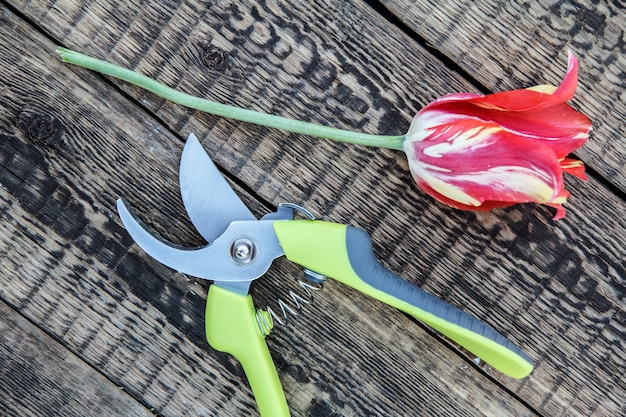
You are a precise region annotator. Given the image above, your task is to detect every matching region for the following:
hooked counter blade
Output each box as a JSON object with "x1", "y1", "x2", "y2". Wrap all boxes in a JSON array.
[
  {"x1": 180, "y1": 133, "x2": 256, "y2": 243},
  {"x1": 116, "y1": 198, "x2": 282, "y2": 285}
]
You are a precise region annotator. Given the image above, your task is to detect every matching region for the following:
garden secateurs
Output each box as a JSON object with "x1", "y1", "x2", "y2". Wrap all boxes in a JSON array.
[{"x1": 117, "y1": 133, "x2": 534, "y2": 416}]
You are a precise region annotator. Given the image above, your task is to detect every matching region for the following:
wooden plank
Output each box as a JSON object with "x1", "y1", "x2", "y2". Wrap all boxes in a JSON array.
[
  {"x1": 378, "y1": 0, "x2": 626, "y2": 192},
  {"x1": 2, "y1": 1, "x2": 625, "y2": 416},
  {"x1": 0, "y1": 7, "x2": 538, "y2": 417},
  {"x1": 0, "y1": 300, "x2": 154, "y2": 417}
]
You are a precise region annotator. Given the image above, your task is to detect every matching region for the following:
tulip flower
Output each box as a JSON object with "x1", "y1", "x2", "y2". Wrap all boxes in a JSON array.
[
  {"x1": 57, "y1": 48, "x2": 590, "y2": 219},
  {"x1": 404, "y1": 52, "x2": 591, "y2": 219}
]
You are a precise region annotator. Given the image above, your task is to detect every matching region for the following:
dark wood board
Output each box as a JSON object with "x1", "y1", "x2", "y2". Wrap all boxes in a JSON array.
[
  {"x1": 1, "y1": 1, "x2": 625, "y2": 416},
  {"x1": 0, "y1": 300, "x2": 154, "y2": 417}
]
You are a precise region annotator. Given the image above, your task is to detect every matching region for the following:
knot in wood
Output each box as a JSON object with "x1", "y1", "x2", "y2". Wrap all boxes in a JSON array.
[
  {"x1": 201, "y1": 47, "x2": 228, "y2": 71},
  {"x1": 18, "y1": 111, "x2": 65, "y2": 146}
]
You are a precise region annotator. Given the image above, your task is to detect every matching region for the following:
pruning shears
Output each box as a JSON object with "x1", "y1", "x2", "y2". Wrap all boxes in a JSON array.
[{"x1": 117, "y1": 133, "x2": 533, "y2": 416}]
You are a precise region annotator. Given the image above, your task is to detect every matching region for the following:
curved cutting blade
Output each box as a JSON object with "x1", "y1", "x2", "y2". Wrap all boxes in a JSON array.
[
  {"x1": 117, "y1": 198, "x2": 282, "y2": 286},
  {"x1": 179, "y1": 133, "x2": 256, "y2": 243}
]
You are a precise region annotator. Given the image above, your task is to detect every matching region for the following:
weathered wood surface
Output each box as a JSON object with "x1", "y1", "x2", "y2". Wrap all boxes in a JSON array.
[
  {"x1": 380, "y1": 0, "x2": 626, "y2": 193},
  {"x1": 1, "y1": 1, "x2": 624, "y2": 416},
  {"x1": 0, "y1": 300, "x2": 154, "y2": 417}
]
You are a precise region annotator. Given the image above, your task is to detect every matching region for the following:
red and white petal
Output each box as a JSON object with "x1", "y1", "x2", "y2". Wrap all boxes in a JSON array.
[
  {"x1": 427, "y1": 52, "x2": 580, "y2": 113},
  {"x1": 405, "y1": 125, "x2": 566, "y2": 207}
]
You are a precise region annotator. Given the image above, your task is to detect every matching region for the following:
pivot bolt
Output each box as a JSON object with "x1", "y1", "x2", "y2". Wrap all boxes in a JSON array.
[{"x1": 231, "y1": 238, "x2": 255, "y2": 265}]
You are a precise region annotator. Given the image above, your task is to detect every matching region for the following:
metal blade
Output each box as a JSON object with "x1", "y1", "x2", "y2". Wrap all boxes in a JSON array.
[
  {"x1": 117, "y1": 198, "x2": 283, "y2": 293},
  {"x1": 179, "y1": 133, "x2": 256, "y2": 243}
]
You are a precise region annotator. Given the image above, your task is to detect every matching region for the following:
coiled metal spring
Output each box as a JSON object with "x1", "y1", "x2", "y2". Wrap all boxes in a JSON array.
[{"x1": 256, "y1": 269, "x2": 326, "y2": 336}]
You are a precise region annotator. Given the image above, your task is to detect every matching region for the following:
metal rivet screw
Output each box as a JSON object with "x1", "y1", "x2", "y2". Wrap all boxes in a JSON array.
[{"x1": 231, "y1": 238, "x2": 255, "y2": 265}]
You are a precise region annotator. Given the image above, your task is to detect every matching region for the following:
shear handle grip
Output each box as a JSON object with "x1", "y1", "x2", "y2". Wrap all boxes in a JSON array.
[
  {"x1": 273, "y1": 220, "x2": 533, "y2": 379},
  {"x1": 205, "y1": 285, "x2": 290, "y2": 417}
]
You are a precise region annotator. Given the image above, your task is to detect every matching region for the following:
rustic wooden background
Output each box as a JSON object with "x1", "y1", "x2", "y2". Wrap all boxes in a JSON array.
[{"x1": 1, "y1": 0, "x2": 624, "y2": 416}]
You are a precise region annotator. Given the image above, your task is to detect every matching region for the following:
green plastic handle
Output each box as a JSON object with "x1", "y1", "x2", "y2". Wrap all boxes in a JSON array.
[
  {"x1": 273, "y1": 220, "x2": 534, "y2": 379},
  {"x1": 205, "y1": 284, "x2": 290, "y2": 416}
]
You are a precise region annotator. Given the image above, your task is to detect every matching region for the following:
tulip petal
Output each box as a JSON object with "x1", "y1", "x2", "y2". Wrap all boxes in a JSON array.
[
  {"x1": 422, "y1": 103, "x2": 590, "y2": 158},
  {"x1": 405, "y1": 121, "x2": 567, "y2": 209},
  {"x1": 544, "y1": 189, "x2": 571, "y2": 220},
  {"x1": 560, "y1": 158, "x2": 587, "y2": 180},
  {"x1": 463, "y1": 52, "x2": 579, "y2": 112},
  {"x1": 415, "y1": 179, "x2": 516, "y2": 212},
  {"x1": 424, "y1": 52, "x2": 579, "y2": 114},
  {"x1": 526, "y1": 85, "x2": 558, "y2": 94}
]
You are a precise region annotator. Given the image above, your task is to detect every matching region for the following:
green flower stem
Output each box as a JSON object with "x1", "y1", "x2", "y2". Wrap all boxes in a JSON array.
[{"x1": 57, "y1": 47, "x2": 406, "y2": 150}]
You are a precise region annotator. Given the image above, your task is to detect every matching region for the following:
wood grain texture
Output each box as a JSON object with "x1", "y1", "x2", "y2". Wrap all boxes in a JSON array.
[
  {"x1": 379, "y1": 0, "x2": 626, "y2": 193},
  {"x1": 0, "y1": 300, "x2": 154, "y2": 417},
  {"x1": 1, "y1": 0, "x2": 625, "y2": 416},
  {"x1": 0, "y1": 6, "x2": 537, "y2": 417}
]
